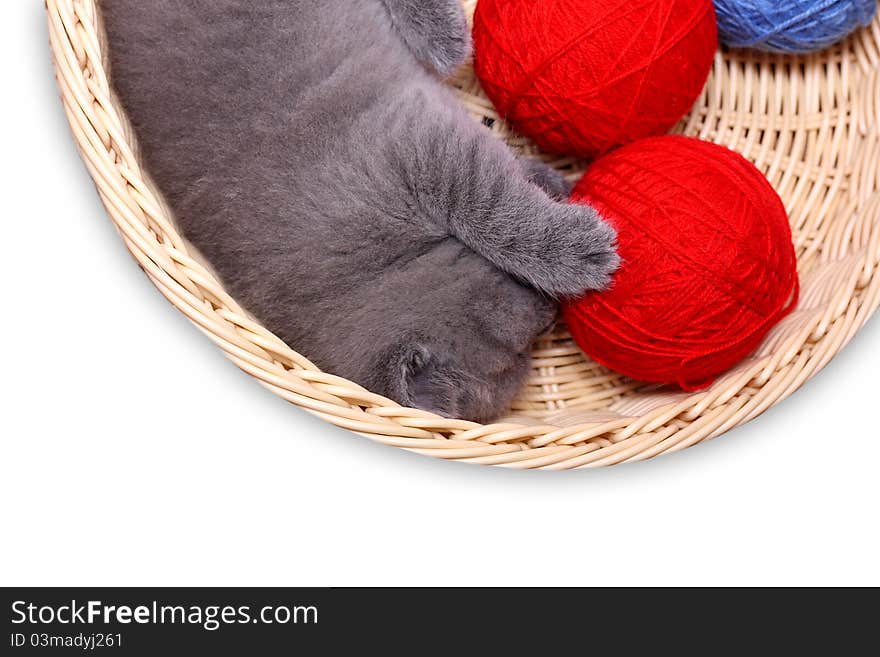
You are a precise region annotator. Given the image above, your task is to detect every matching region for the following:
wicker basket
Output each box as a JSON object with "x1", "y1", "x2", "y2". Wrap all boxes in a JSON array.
[{"x1": 47, "y1": 0, "x2": 880, "y2": 468}]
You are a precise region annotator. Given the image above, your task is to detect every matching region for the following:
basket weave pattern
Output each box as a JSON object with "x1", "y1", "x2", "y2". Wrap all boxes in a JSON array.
[{"x1": 47, "y1": 0, "x2": 880, "y2": 468}]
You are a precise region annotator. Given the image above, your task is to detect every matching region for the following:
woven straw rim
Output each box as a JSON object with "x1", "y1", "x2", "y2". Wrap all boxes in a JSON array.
[{"x1": 47, "y1": 0, "x2": 880, "y2": 468}]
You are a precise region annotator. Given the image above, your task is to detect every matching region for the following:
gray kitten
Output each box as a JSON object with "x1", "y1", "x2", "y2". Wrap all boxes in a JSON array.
[{"x1": 100, "y1": 0, "x2": 618, "y2": 422}]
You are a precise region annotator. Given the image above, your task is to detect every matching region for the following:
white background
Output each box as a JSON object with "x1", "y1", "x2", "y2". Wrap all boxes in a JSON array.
[{"x1": 2, "y1": 1, "x2": 878, "y2": 587}]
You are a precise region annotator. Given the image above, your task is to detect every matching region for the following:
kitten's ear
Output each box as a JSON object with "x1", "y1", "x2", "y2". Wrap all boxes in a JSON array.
[
  {"x1": 381, "y1": 0, "x2": 472, "y2": 77},
  {"x1": 399, "y1": 344, "x2": 461, "y2": 418}
]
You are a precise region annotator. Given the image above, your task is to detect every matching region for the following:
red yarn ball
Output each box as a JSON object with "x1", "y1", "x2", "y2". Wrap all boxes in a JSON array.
[
  {"x1": 562, "y1": 136, "x2": 799, "y2": 390},
  {"x1": 473, "y1": 0, "x2": 718, "y2": 158}
]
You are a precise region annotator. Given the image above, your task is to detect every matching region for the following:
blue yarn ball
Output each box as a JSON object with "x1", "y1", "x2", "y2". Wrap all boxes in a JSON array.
[{"x1": 714, "y1": 0, "x2": 877, "y2": 53}]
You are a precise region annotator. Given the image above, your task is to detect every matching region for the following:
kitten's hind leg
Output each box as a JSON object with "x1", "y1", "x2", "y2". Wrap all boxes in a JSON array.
[
  {"x1": 380, "y1": 0, "x2": 471, "y2": 77},
  {"x1": 518, "y1": 157, "x2": 574, "y2": 201}
]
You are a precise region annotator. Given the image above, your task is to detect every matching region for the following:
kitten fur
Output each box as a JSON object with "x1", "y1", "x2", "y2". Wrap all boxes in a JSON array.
[{"x1": 100, "y1": 0, "x2": 618, "y2": 422}]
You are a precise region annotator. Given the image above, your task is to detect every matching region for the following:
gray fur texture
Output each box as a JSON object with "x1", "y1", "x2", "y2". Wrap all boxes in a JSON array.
[{"x1": 100, "y1": 0, "x2": 618, "y2": 422}]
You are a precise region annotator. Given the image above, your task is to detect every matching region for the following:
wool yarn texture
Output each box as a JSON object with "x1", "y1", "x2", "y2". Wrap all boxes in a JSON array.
[
  {"x1": 562, "y1": 136, "x2": 800, "y2": 390},
  {"x1": 714, "y1": 0, "x2": 877, "y2": 53},
  {"x1": 472, "y1": 0, "x2": 718, "y2": 158}
]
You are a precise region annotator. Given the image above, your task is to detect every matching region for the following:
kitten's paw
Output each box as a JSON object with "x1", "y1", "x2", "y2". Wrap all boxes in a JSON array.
[
  {"x1": 424, "y1": 7, "x2": 472, "y2": 77},
  {"x1": 519, "y1": 157, "x2": 573, "y2": 201},
  {"x1": 382, "y1": 0, "x2": 472, "y2": 77},
  {"x1": 529, "y1": 203, "x2": 620, "y2": 298}
]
